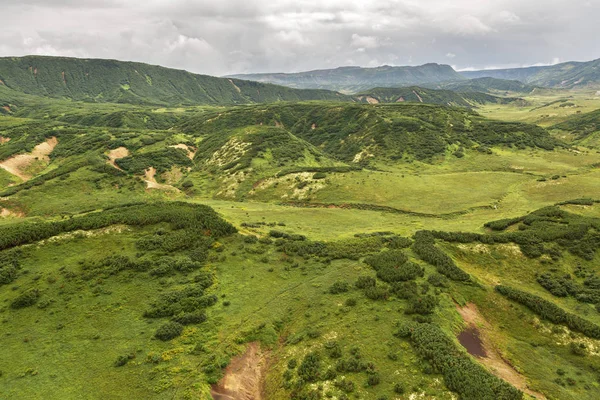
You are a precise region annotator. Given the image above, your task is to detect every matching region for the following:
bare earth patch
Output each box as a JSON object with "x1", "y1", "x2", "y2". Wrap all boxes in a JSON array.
[
  {"x1": 106, "y1": 147, "x2": 129, "y2": 170},
  {"x1": 211, "y1": 342, "x2": 269, "y2": 400},
  {"x1": 456, "y1": 303, "x2": 546, "y2": 399},
  {"x1": 144, "y1": 167, "x2": 180, "y2": 192},
  {"x1": 0, "y1": 136, "x2": 10, "y2": 144},
  {"x1": 0, "y1": 137, "x2": 58, "y2": 181},
  {"x1": 0, "y1": 208, "x2": 24, "y2": 218},
  {"x1": 169, "y1": 144, "x2": 197, "y2": 160}
]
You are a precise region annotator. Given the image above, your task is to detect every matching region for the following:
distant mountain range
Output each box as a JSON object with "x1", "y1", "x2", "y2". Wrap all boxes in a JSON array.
[
  {"x1": 227, "y1": 64, "x2": 465, "y2": 93},
  {"x1": 461, "y1": 58, "x2": 600, "y2": 89},
  {"x1": 0, "y1": 56, "x2": 349, "y2": 106}
]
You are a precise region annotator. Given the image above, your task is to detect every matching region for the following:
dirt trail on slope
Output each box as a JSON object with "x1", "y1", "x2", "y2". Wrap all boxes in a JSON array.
[
  {"x1": 211, "y1": 342, "x2": 269, "y2": 400},
  {"x1": 456, "y1": 303, "x2": 546, "y2": 399},
  {"x1": 106, "y1": 147, "x2": 129, "y2": 170},
  {"x1": 0, "y1": 137, "x2": 58, "y2": 181},
  {"x1": 169, "y1": 144, "x2": 196, "y2": 160},
  {"x1": 143, "y1": 167, "x2": 180, "y2": 192}
]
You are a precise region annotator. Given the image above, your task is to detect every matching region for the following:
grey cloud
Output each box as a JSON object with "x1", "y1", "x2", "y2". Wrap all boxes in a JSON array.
[{"x1": 0, "y1": 0, "x2": 598, "y2": 75}]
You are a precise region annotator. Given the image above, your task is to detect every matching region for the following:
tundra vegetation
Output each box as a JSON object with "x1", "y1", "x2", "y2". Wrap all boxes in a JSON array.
[{"x1": 0, "y1": 56, "x2": 599, "y2": 400}]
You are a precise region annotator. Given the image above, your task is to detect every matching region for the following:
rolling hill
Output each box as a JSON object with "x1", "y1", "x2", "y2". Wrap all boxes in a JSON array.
[
  {"x1": 0, "y1": 56, "x2": 350, "y2": 106},
  {"x1": 227, "y1": 64, "x2": 465, "y2": 93},
  {"x1": 461, "y1": 58, "x2": 600, "y2": 88}
]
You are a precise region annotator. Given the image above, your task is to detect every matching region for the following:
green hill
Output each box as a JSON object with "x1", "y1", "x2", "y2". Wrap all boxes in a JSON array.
[
  {"x1": 461, "y1": 58, "x2": 600, "y2": 88},
  {"x1": 353, "y1": 86, "x2": 521, "y2": 107},
  {"x1": 181, "y1": 103, "x2": 559, "y2": 166},
  {"x1": 439, "y1": 77, "x2": 536, "y2": 93},
  {"x1": 552, "y1": 108, "x2": 600, "y2": 147},
  {"x1": 227, "y1": 63, "x2": 465, "y2": 93},
  {"x1": 0, "y1": 56, "x2": 350, "y2": 106}
]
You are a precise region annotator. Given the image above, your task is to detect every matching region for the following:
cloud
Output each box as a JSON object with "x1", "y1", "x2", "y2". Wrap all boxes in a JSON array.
[
  {"x1": 446, "y1": 53, "x2": 456, "y2": 59},
  {"x1": 0, "y1": 0, "x2": 597, "y2": 75},
  {"x1": 350, "y1": 34, "x2": 379, "y2": 49}
]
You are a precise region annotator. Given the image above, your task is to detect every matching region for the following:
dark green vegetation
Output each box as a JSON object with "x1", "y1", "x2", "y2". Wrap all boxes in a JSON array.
[
  {"x1": 0, "y1": 55, "x2": 599, "y2": 400},
  {"x1": 228, "y1": 63, "x2": 465, "y2": 93},
  {"x1": 553, "y1": 108, "x2": 600, "y2": 146},
  {"x1": 438, "y1": 77, "x2": 536, "y2": 94},
  {"x1": 354, "y1": 86, "x2": 521, "y2": 107},
  {"x1": 462, "y1": 58, "x2": 600, "y2": 88},
  {"x1": 0, "y1": 56, "x2": 349, "y2": 106}
]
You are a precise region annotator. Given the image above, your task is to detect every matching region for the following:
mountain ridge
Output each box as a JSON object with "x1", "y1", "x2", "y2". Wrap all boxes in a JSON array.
[{"x1": 0, "y1": 55, "x2": 350, "y2": 106}]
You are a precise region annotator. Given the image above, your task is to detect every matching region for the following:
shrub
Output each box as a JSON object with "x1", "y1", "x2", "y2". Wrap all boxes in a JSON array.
[
  {"x1": 154, "y1": 322, "x2": 184, "y2": 341},
  {"x1": 344, "y1": 298, "x2": 357, "y2": 307},
  {"x1": 172, "y1": 311, "x2": 207, "y2": 325},
  {"x1": 298, "y1": 352, "x2": 322, "y2": 382},
  {"x1": 329, "y1": 281, "x2": 350, "y2": 294},
  {"x1": 10, "y1": 289, "x2": 40, "y2": 309},
  {"x1": 312, "y1": 172, "x2": 327, "y2": 179},
  {"x1": 355, "y1": 275, "x2": 376, "y2": 289}
]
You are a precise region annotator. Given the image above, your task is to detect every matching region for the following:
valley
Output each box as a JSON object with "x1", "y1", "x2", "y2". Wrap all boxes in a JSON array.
[{"x1": 0, "y1": 55, "x2": 599, "y2": 400}]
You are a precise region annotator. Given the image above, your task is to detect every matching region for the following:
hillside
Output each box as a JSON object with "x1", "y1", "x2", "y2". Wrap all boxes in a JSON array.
[
  {"x1": 0, "y1": 56, "x2": 350, "y2": 106},
  {"x1": 353, "y1": 86, "x2": 521, "y2": 107},
  {"x1": 227, "y1": 64, "x2": 465, "y2": 93},
  {"x1": 462, "y1": 58, "x2": 600, "y2": 88},
  {"x1": 438, "y1": 77, "x2": 536, "y2": 94},
  {"x1": 552, "y1": 108, "x2": 600, "y2": 147},
  {"x1": 1, "y1": 66, "x2": 600, "y2": 400}
]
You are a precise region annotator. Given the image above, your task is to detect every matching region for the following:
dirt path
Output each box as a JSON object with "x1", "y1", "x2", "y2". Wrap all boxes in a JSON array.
[
  {"x1": 0, "y1": 137, "x2": 58, "y2": 181},
  {"x1": 210, "y1": 342, "x2": 269, "y2": 400},
  {"x1": 456, "y1": 303, "x2": 546, "y2": 399},
  {"x1": 106, "y1": 147, "x2": 129, "y2": 170},
  {"x1": 169, "y1": 144, "x2": 196, "y2": 160},
  {"x1": 143, "y1": 167, "x2": 180, "y2": 192}
]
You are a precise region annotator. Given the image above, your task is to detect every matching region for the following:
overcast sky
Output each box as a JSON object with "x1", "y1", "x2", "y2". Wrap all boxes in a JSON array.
[{"x1": 0, "y1": 0, "x2": 598, "y2": 76}]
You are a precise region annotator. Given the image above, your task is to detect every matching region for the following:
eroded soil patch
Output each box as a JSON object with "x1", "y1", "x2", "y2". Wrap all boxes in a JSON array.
[
  {"x1": 211, "y1": 342, "x2": 269, "y2": 400},
  {"x1": 0, "y1": 137, "x2": 57, "y2": 181},
  {"x1": 457, "y1": 303, "x2": 546, "y2": 399},
  {"x1": 106, "y1": 147, "x2": 129, "y2": 170},
  {"x1": 143, "y1": 167, "x2": 180, "y2": 192}
]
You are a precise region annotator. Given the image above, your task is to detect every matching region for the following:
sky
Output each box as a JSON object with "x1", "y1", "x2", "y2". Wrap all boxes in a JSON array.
[{"x1": 0, "y1": 0, "x2": 598, "y2": 76}]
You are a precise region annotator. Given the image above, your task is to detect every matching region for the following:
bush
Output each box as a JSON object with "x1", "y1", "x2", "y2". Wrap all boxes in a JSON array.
[
  {"x1": 355, "y1": 275, "x2": 376, "y2": 289},
  {"x1": 496, "y1": 285, "x2": 600, "y2": 339},
  {"x1": 329, "y1": 281, "x2": 350, "y2": 294},
  {"x1": 344, "y1": 298, "x2": 357, "y2": 307},
  {"x1": 154, "y1": 321, "x2": 184, "y2": 341},
  {"x1": 298, "y1": 352, "x2": 322, "y2": 382},
  {"x1": 10, "y1": 289, "x2": 40, "y2": 309},
  {"x1": 312, "y1": 172, "x2": 327, "y2": 179},
  {"x1": 172, "y1": 311, "x2": 207, "y2": 325}
]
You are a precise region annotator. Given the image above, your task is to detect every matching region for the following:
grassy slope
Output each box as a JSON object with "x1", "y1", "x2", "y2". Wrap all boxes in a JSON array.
[
  {"x1": 461, "y1": 58, "x2": 600, "y2": 88},
  {"x1": 353, "y1": 86, "x2": 520, "y2": 106},
  {"x1": 0, "y1": 56, "x2": 350, "y2": 106},
  {"x1": 0, "y1": 90, "x2": 600, "y2": 400}
]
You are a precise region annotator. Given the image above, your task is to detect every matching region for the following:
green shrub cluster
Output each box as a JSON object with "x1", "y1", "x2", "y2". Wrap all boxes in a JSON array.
[
  {"x1": 10, "y1": 289, "x2": 40, "y2": 309},
  {"x1": 364, "y1": 250, "x2": 424, "y2": 283},
  {"x1": 0, "y1": 249, "x2": 22, "y2": 285},
  {"x1": 495, "y1": 285, "x2": 600, "y2": 339},
  {"x1": 0, "y1": 202, "x2": 236, "y2": 251},
  {"x1": 143, "y1": 285, "x2": 217, "y2": 318},
  {"x1": 116, "y1": 147, "x2": 192, "y2": 174},
  {"x1": 154, "y1": 321, "x2": 184, "y2": 341},
  {"x1": 396, "y1": 322, "x2": 522, "y2": 400},
  {"x1": 412, "y1": 231, "x2": 470, "y2": 282}
]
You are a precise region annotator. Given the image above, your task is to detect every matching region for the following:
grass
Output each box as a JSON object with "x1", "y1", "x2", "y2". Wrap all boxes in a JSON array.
[{"x1": 1, "y1": 85, "x2": 600, "y2": 400}]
